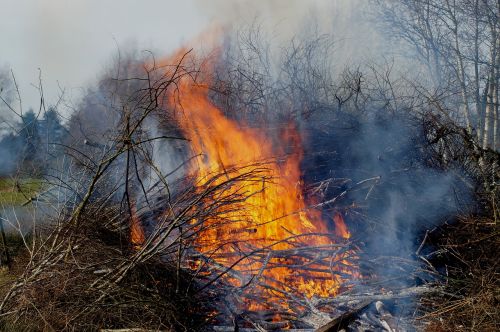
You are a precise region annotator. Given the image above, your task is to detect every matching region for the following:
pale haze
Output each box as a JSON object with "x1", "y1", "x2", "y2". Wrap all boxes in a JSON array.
[
  {"x1": 1, "y1": 0, "x2": 377, "y2": 115},
  {"x1": 1, "y1": 0, "x2": 208, "y2": 113}
]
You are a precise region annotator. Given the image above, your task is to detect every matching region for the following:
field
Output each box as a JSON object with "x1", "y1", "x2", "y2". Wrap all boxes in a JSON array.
[{"x1": 0, "y1": 178, "x2": 44, "y2": 206}]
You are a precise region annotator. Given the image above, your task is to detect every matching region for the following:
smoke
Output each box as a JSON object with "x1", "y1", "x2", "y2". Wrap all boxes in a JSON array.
[
  {"x1": 49, "y1": 0, "x2": 470, "y2": 299},
  {"x1": 144, "y1": 118, "x2": 189, "y2": 185},
  {"x1": 195, "y1": 0, "x2": 390, "y2": 67},
  {"x1": 0, "y1": 141, "x2": 18, "y2": 176},
  {"x1": 301, "y1": 109, "x2": 472, "y2": 287},
  {"x1": 0, "y1": 66, "x2": 15, "y2": 135},
  {"x1": 0, "y1": 66, "x2": 21, "y2": 175}
]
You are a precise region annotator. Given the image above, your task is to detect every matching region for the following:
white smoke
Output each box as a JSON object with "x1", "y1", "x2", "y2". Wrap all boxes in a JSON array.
[{"x1": 195, "y1": 0, "x2": 388, "y2": 67}]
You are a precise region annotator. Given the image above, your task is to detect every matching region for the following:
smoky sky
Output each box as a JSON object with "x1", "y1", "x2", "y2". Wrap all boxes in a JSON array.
[
  {"x1": 0, "y1": 0, "x2": 208, "y2": 115},
  {"x1": 1, "y1": 0, "x2": 386, "y2": 117}
]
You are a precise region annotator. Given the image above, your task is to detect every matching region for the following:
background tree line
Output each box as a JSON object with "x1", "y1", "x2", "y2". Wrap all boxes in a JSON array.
[
  {"x1": 377, "y1": 0, "x2": 500, "y2": 150},
  {"x1": 0, "y1": 107, "x2": 67, "y2": 176}
]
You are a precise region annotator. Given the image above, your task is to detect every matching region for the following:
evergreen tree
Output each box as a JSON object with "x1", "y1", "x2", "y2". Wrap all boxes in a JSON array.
[
  {"x1": 40, "y1": 107, "x2": 66, "y2": 157},
  {"x1": 18, "y1": 109, "x2": 41, "y2": 173}
]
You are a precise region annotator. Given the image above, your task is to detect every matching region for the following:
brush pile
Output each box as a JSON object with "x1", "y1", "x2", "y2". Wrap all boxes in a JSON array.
[{"x1": 0, "y1": 36, "x2": 497, "y2": 332}]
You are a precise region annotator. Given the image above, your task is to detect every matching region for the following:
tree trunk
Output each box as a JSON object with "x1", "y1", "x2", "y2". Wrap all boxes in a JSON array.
[
  {"x1": 494, "y1": 37, "x2": 500, "y2": 150},
  {"x1": 484, "y1": 79, "x2": 494, "y2": 149},
  {"x1": 474, "y1": 0, "x2": 483, "y2": 142},
  {"x1": 494, "y1": 93, "x2": 498, "y2": 150},
  {"x1": 483, "y1": 27, "x2": 498, "y2": 149},
  {"x1": 453, "y1": 25, "x2": 473, "y2": 134}
]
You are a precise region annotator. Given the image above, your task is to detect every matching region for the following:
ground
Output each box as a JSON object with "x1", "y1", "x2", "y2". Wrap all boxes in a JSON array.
[{"x1": 0, "y1": 177, "x2": 43, "y2": 206}]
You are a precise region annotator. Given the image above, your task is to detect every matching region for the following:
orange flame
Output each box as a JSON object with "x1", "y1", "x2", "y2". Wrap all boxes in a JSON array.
[
  {"x1": 159, "y1": 42, "x2": 357, "y2": 311},
  {"x1": 130, "y1": 203, "x2": 145, "y2": 249},
  {"x1": 334, "y1": 213, "x2": 351, "y2": 239}
]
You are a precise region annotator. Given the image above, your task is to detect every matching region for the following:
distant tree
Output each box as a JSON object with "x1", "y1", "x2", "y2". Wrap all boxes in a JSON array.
[
  {"x1": 18, "y1": 109, "x2": 42, "y2": 174},
  {"x1": 39, "y1": 107, "x2": 66, "y2": 159},
  {"x1": 0, "y1": 107, "x2": 67, "y2": 176},
  {"x1": 0, "y1": 133, "x2": 20, "y2": 176}
]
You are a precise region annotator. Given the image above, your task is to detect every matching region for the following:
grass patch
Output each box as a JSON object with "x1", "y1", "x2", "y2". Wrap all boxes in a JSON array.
[
  {"x1": 420, "y1": 216, "x2": 499, "y2": 331},
  {"x1": 0, "y1": 178, "x2": 44, "y2": 206}
]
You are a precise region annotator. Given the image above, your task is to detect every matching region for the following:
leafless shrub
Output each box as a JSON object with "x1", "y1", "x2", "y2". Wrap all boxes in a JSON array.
[{"x1": 0, "y1": 51, "x2": 217, "y2": 331}]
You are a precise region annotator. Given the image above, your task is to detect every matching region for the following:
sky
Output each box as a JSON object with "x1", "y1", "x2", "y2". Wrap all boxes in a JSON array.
[
  {"x1": 0, "y1": 0, "x2": 208, "y2": 113},
  {"x1": 0, "y1": 0, "x2": 377, "y2": 116}
]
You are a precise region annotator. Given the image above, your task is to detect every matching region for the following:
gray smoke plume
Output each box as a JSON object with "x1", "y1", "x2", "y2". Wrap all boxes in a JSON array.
[
  {"x1": 196, "y1": 0, "x2": 393, "y2": 67},
  {"x1": 47, "y1": 0, "x2": 471, "y2": 303}
]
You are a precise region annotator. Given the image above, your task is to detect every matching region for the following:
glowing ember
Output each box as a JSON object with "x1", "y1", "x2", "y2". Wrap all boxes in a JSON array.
[{"x1": 158, "y1": 44, "x2": 357, "y2": 312}]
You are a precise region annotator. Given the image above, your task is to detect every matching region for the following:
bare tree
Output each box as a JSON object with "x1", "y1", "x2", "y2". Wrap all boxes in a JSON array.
[
  {"x1": 376, "y1": 0, "x2": 500, "y2": 148},
  {"x1": 0, "y1": 67, "x2": 16, "y2": 134}
]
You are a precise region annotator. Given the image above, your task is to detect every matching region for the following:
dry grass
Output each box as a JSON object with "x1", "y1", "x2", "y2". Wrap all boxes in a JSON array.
[
  {"x1": 0, "y1": 206, "x2": 214, "y2": 331},
  {"x1": 419, "y1": 216, "x2": 499, "y2": 332}
]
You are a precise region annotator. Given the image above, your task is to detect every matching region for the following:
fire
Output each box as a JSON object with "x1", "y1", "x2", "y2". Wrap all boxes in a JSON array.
[
  {"x1": 130, "y1": 202, "x2": 145, "y2": 249},
  {"x1": 159, "y1": 44, "x2": 357, "y2": 311},
  {"x1": 334, "y1": 213, "x2": 351, "y2": 239}
]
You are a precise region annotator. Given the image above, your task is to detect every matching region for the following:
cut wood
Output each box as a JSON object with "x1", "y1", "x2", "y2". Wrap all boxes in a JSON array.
[{"x1": 315, "y1": 300, "x2": 372, "y2": 332}]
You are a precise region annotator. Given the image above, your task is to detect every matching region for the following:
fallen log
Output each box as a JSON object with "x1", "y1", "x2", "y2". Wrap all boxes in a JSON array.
[{"x1": 315, "y1": 300, "x2": 372, "y2": 332}]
